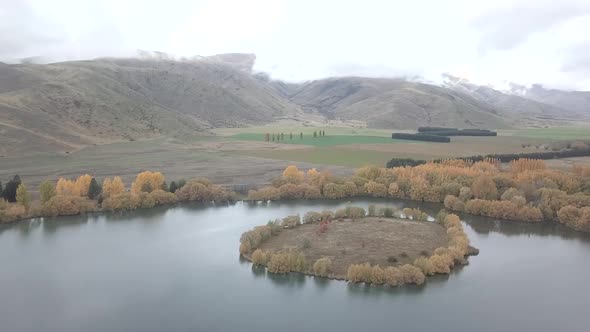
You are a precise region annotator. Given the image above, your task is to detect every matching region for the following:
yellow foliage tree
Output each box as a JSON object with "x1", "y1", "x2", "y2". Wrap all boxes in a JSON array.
[
  {"x1": 306, "y1": 168, "x2": 319, "y2": 181},
  {"x1": 282, "y1": 165, "x2": 304, "y2": 184},
  {"x1": 74, "y1": 174, "x2": 93, "y2": 197},
  {"x1": 102, "y1": 177, "x2": 126, "y2": 198},
  {"x1": 131, "y1": 171, "x2": 165, "y2": 193},
  {"x1": 56, "y1": 178, "x2": 76, "y2": 196},
  {"x1": 55, "y1": 174, "x2": 93, "y2": 197},
  {"x1": 510, "y1": 158, "x2": 546, "y2": 173}
]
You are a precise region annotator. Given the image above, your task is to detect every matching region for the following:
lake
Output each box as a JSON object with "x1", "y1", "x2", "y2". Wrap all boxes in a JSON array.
[{"x1": 1, "y1": 199, "x2": 588, "y2": 332}]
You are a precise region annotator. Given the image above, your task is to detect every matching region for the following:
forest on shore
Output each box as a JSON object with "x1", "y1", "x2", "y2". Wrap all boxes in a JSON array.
[
  {"x1": 247, "y1": 159, "x2": 590, "y2": 232},
  {"x1": 1, "y1": 158, "x2": 589, "y2": 233}
]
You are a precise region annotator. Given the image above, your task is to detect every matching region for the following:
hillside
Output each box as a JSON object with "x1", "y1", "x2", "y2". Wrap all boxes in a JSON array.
[
  {"x1": 513, "y1": 84, "x2": 590, "y2": 116},
  {"x1": 0, "y1": 57, "x2": 301, "y2": 155},
  {"x1": 442, "y1": 75, "x2": 588, "y2": 125},
  {"x1": 287, "y1": 77, "x2": 510, "y2": 129},
  {"x1": 2, "y1": 54, "x2": 589, "y2": 157}
]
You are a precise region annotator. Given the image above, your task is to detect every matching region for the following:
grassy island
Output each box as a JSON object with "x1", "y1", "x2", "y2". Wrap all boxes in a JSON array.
[{"x1": 239, "y1": 207, "x2": 477, "y2": 287}]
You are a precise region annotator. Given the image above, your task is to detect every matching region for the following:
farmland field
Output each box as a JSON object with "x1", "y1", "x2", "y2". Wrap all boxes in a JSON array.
[
  {"x1": 230, "y1": 133, "x2": 406, "y2": 147},
  {"x1": 213, "y1": 126, "x2": 395, "y2": 137},
  {"x1": 4, "y1": 125, "x2": 590, "y2": 192},
  {"x1": 502, "y1": 127, "x2": 590, "y2": 140},
  {"x1": 228, "y1": 134, "x2": 556, "y2": 167},
  {"x1": 231, "y1": 147, "x2": 393, "y2": 167}
]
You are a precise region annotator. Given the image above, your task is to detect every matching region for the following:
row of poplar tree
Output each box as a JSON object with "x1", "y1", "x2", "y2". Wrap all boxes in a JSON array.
[{"x1": 263, "y1": 131, "x2": 326, "y2": 142}]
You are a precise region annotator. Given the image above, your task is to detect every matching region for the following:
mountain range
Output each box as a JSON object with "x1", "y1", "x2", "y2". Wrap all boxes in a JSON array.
[{"x1": 1, "y1": 53, "x2": 588, "y2": 156}]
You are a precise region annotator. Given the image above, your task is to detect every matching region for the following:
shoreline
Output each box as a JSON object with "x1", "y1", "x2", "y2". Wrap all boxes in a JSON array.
[
  {"x1": 0, "y1": 196, "x2": 582, "y2": 231},
  {"x1": 239, "y1": 211, "x2": 479, "y2": 286}
]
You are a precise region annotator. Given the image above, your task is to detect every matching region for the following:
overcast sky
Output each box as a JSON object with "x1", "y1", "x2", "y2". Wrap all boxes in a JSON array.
[{"x1": 2, "y1": 0, "x2": 590, "y2": 90}]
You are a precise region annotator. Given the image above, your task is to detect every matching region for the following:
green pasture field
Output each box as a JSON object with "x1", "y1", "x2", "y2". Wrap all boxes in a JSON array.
[
  {"x1": 230, "y1": 133, "x2": 407, "y2": 147},
  {"x1": 504, "y1": 127, "x2": 590, "y2": 140}
]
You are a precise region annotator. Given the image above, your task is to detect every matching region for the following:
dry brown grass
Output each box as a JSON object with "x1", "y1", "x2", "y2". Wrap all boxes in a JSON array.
[{"x1": 257, "y1": 217, "x2": 448, "y2": 278}]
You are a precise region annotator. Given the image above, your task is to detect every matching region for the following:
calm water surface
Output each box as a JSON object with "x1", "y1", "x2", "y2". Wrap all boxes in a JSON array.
[{"x1": 1, "y1": 199, "x2": 589, "y2": 332}]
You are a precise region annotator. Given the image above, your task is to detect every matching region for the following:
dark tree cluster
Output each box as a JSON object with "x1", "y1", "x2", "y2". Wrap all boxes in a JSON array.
[
  {"x1": 392, "y1": 133, "x2": 451, "y2": 142},
  {"x1": 417, "y1": 126, "x2": 457, "y2": 132},
  {"x1": 432, "y1": 147, "x2": 590, "y2": 163},
  {"x1": 417, "y1": 127, "x2": 497, "y2": 135},
  {"x1": 386, "y1": 158, "x2": 427, "y2": 168},
  {"x1": 386, "y1": 146, "x2": 590, "y2": 168},
  {"x1": 425, "y1": 129, "x2": 497, "y2": 137},
  {"x1": 1, "y1": 175, "x2": 22, "y2": 202}
]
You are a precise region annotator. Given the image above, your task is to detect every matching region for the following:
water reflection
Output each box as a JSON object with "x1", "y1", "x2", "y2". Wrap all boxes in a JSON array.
[
  {"x1": 103, "y1": 205, "x2": 170, "y2": 222},
  {"x1": 462, "y1": 213, "x2": 590, "y2": 241},
  {"x1": 346, "y1": 281, "x2": 427, "y2": 298},
  {"x1": 266, "y1": 271, "x2": 307, "y2": 288},
  {"x1": 251, "y1": 265, "x2": 266, "y2": 278},
  {"x1": 43, "y1": 215, "x2": 89, "y2": 234},
  {"x1": 238, "y1": 255, "x2": 250, "y2": 265},
  {"x1": 312, "y1": 276, "x2": 331, "y2": 289}
]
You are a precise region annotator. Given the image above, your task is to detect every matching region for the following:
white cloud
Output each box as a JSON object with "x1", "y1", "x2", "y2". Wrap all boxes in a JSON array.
[{"x1": 1, "y1": 0, "x2": 589, "y2": 90}]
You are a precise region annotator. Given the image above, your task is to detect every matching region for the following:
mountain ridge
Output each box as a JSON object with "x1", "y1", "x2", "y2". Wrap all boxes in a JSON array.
[{"x1": 1, "y1": 55, "x2": 588, "y2": 156}]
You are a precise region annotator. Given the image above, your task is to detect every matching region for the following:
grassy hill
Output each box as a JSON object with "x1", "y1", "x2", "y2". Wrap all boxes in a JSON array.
[{"x1": 0, "y1": 58, "x2": 301, "y2": 155}]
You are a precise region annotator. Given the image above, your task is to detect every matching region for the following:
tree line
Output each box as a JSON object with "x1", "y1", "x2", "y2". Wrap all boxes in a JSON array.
[
  {"x1": 0, "y1": 172, "x2": 235, "y2": 223},
  {"x1": 385, "y1": 145, "x2": 590, "y2": 168},
  {"x1": 417, "y1": 127, "x2": 497, "y2": 136},
  {"x1": 263, "y1": 130, "x2": 326, "y2": 142},
  {"x1": 247, "y1": 160, "x2": 590, "y2": 232},
  {"x1": 392, "y1": 133, "x2": 451, "y2": 142}
]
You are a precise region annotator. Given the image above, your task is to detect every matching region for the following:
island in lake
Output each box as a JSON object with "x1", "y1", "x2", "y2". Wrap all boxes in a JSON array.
[{"x1": 240, "y1": 206, "x2": 477, "y2": 286}]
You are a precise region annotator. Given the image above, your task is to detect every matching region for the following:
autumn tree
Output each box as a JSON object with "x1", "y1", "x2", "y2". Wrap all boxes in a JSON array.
[
  {"x1": 471, "y1": 175, "x2": 498, "y2": 200},
  {"x1": 384, "y1": 266, "x2": 402, "y2": 286},
  {"x1": 131, "y1": 171, "x2": 165, "y2": 193},
  {"x1": 16, "y1": 183, "x2": 31, "y2": 211},
  {"x1": 39, "y1": 180, "x2": 56, "y2": 204},
  {"x1": 55, "y1": 174, "x2": 93, "y2": 197},
  {"x1": 510, "y1": 158, "x2": 546, "y2": 173},
  {"x1": 56, "y1": 178, "x2": 76, "y2": 196},
  {"x1": 251, "y1": 249, "x2": 270, "y2": 266},
  {"x1": 75, "y1": 174, "x2": 93, "y2": 197},
  {"x1": 364, "y1": 181, "x2": 387, "y2": 197},
  {"x1": 102, "y1": 177, "x2": 126, "y2": 198},
  {"x1": 282, "y1": 165, "x2": 304, "y2": 184},
  {"x1": 323, "y1": 183, "x2": 346, "y2": 199},
  {"x1": 313, "y1": 257, "x2": 332, "y2": 277}
]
